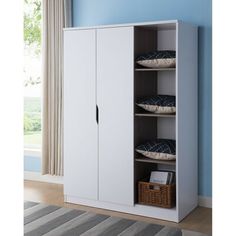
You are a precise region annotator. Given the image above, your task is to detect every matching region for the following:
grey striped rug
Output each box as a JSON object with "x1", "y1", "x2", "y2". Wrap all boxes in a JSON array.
[{"x1": 24, "y1": 201, "x2": 207, "y2": 236}]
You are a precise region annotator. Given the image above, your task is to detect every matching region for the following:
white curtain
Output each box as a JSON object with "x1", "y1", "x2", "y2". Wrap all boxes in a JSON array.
[{"x1": 42, "y1": 0, "x2": 72, "y2": 176}]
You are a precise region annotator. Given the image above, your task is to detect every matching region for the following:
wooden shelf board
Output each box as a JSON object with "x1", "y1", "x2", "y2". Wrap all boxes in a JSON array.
[
  {"x1": 135, "y1": 113, "x2": 176, "y2": 118},
  {"x1": 135, "y1": 204, "x2": 177, "y2": 210},
  {"x1": 135, "y1": 157, "x2": 176, "y2": 165},
  {"x1": 135, "y1": 68, "x2": 176, "y2": 72}
]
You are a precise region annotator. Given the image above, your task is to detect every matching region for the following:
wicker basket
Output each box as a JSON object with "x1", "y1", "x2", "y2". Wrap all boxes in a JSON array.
[{"x1": 138, "y1": 178, "x2": 176, "y2": 208}]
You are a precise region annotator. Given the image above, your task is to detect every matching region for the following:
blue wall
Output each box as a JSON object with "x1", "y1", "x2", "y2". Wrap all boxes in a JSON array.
[
  {"x1": 24, "y1": 156, "x2": 41, "y2": 172},
  {"x1": 72, "y1": 0, "x2": 212, "y2": 197}
]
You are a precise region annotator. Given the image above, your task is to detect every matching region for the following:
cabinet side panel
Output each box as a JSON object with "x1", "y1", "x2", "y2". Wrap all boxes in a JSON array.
[
  {"x1": 64, "y1": 30, "x2": 98, "y2": 200},
  {"x1": 97, "y1": 27, "x2": 134, "y2": 206},
  {"x1": 177, "y1": 23, "x2": 198, "y2": 221}
]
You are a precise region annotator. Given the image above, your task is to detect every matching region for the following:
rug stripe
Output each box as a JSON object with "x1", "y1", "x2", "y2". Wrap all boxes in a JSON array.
[
  {"x1": 118, "y1": 221, "x2": 149, "y2": 236},
  {"x1": 44, "y1": 212, "x2": 96, "y2": 236},
  {"x1": 24, "y1": 204, "x2": 49, "y2": 217},
  {"x1": 24, "y1": 207, "x2": 73, "y2": 234},
  {"x1": 24, "y1": 205, "x2": 60, "y2": 225},
  {"x1": 154, "y1": 226, "x2": 182, "y2": 236},
  {"x1": 135, "y1": 224, "x2": 164, "y2": 236},
  {"x1": 97, "y1": 218, "x2": 136, "y2": 236},
  {"x1": 60, "y1": 214, "x2": 110, "y2": 236},
  {"x1": 25, "y1": 209, "x2": 85, "y2": 236},
  {"x1": 43, "y1": 212, "x2": 97, "y2": 236},
  {"x1": 80, "y1": 217, "x2": 122, "y2": 236},
  {"x1": 24, "y1": 201, "x2": 39, "y2": 210}
]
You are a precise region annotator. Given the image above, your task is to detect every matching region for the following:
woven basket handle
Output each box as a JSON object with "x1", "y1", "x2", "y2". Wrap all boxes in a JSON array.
[{"x1": 149, "y1": 184, "x2": 160, "y2": 191}]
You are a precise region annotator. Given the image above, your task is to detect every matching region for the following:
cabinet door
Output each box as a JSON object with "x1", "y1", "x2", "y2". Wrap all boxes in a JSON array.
[
  {"x1": 97, "y1": 27, "x2": 134, "y2": 206},
  {"x1": 64, "y1": 29, "x2": 98, "y2": 200}
]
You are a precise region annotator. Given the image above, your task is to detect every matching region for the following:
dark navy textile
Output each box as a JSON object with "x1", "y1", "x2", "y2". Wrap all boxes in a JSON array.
[
  {"x1": 137, "y1": 95, "x2": 176, "y2": 107},
  {"x1": 136, "y1": 50, "x2": 176, "y2": 61},
  {"x1": 136, "y1": 139, "x2": 176, "y2": 155}
]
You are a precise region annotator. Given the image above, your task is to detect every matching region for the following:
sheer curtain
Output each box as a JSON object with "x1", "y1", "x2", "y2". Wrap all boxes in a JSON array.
[{"x1": 42, "y1": 0, "x2": 72, "y2": 175}]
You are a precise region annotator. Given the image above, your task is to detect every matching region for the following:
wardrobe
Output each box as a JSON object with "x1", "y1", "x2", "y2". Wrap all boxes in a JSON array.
[{"x1": 63, "y1": 20, "x2": 198, "y2": 222}]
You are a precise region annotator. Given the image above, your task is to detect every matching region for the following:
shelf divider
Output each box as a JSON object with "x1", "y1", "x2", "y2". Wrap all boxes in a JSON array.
[
  {"x1": 135, "y1": 68, "x2": 176, "y2": 72},
  {"x1": 135, "y1": 157, "x2": 176, "y2": 165},
  {"x1": 135, "y1": 112, "x2": 176, "y2": 118}
]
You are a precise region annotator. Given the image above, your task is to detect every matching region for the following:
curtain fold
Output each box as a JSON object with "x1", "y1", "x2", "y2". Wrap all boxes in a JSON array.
[
  {"x1": 42, "y1": 0, "x2": 72, "y2": 176},
  {"x1": 64, "y1": 0, "x2": 73, "y2": 27}
]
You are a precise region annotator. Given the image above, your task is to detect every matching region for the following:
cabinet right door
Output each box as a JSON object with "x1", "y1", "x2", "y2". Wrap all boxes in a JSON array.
[{"x1": 97, "y1": 27, "x2": 134, "y2": 206}]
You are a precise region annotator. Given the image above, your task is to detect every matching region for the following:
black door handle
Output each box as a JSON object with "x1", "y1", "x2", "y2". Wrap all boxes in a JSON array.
[{"x1": 96, "y1": 105, "x2": 99, "y2": 124}]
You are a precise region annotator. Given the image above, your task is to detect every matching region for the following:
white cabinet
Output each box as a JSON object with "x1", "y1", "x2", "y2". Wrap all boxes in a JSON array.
[
  {"x1": 64, "y1": 27, "x2": 134, "y2": 205},
  {"x1": 97, "y1": 27, "x2": 134, "y2": 206},
  {"x1": 64, "y1": 20, "x2": 198, "y2": 222},
  {"x1": 64, "y1": 29, "x2": 98, "y2": 200}
]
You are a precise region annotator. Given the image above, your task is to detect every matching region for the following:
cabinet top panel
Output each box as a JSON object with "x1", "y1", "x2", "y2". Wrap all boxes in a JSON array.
[{"x1": 64, "y1": 20, "x2": 180, "y2": 31}]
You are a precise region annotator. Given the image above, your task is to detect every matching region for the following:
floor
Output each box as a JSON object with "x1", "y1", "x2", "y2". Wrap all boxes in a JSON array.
[{"x1": 24, "y1": 180, "x2": 212, "y2": 235}]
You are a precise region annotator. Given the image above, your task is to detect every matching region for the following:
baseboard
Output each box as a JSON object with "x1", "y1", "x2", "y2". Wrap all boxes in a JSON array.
[
  {"x1": 24, "y1": 171, "x2": 63, "y2": 184},
  {"x1": 198, "y1": 196, "x2": 212, "y2": 208}
]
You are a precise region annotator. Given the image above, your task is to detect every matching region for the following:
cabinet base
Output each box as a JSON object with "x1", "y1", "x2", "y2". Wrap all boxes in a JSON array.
[{"x1": 65, "y1": 195, "x2": 183, "y2": 222}]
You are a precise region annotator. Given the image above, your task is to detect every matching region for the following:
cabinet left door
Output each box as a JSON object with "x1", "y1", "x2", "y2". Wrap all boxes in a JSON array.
[{"x1": 64, "y1": 29, "x2": 98, "y2": 200}]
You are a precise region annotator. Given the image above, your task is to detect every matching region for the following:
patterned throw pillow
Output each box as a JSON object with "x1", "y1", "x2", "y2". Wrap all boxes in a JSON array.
[
  {"x1": 136, "y1": 95, "x2": 176, "y2": 114},
  {"x1": 136, "y1": 139, "x2": 176, "y2": 160},
  {"x1": 136, "y1": 50, "x2": 176, "y2": 68}
]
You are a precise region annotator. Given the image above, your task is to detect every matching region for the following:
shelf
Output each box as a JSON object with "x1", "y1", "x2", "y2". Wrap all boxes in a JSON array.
[
  {"x1": 135, "y1": 157, "x2": 176, "y2": 165},
  {"x1": 135, "y1": 203, "x2": 176, "y2": 210},
  {"x1": 135, "y1": 68, "x2": 176, "y2": 72},
  {"x1": 135, "y1": 112, "x2": 176, "y2": 118}
]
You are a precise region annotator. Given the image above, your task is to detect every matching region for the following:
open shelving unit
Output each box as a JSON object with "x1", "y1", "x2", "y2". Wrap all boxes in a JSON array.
[
  {"x1": 133, "y1": 24, "x2": 177, "y2": 209},
  {"x1": 132, "y1": 22, "x2": 198, "y2": 222}
]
